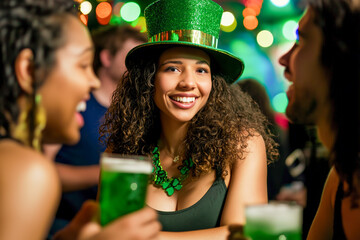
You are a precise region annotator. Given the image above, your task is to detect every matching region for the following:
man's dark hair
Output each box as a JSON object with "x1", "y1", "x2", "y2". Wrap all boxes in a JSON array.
[
  {"x1": 91, "y1": 25, "x2": 147, "y2": 74},
  {"x1": 308, "y1": 0, "x2": 360, "y2": 206}
]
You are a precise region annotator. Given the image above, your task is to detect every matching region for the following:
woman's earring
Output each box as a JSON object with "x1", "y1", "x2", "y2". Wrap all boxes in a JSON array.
[
  {"x1": 13, "y1": 99, "x2": 31, "y2": 148},
  {"x1": 32, "y1": 94, "x2": 46, "y2": 151},
  {"x1": 13, "y1": 94, "x2": 46, "y2": 152}
]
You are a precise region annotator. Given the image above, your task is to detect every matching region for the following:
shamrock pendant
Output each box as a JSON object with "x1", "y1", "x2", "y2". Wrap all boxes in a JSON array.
[
  {"x1": 161, "y1": 178, "x2": 183, "y2": 196},
  {"x1": 152, "y1": 146, "x2": 193, "y2": 196}
]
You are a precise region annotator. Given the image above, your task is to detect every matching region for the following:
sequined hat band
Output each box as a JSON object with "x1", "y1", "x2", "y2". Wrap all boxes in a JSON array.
[{"x1": 149, "y1": 30, "x2": 218, "y2": 48}]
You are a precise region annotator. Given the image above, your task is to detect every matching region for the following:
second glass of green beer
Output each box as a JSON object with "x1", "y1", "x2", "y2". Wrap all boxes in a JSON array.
[
  {"x1": 99, "y1": 153, "x2": 152, "y2": 226},
  {"x1": 244, "y1": 201, "x2": 303, "y2": 240}
]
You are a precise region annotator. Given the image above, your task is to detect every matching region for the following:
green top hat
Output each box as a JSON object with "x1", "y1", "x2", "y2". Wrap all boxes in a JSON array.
[{"x1": 125, "y1": 0, "x2": 244, "y2": 83}]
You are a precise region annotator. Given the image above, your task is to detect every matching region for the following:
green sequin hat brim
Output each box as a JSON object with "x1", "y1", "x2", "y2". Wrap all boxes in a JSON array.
[{"x1": 125, "y1": 40, "x2": 245, "y2": 84}]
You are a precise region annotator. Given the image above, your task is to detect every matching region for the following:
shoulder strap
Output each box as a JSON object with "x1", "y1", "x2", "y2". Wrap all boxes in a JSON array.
[
  {"x1": 333, "y1": 181, "x2": 347, "y2": 240},
  {"x1": 215, "y1": 164, "x2": 223, "y2": 179}
]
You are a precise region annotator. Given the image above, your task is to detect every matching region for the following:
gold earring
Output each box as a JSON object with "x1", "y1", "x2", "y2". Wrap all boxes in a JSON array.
[
  {"x1": 13, "y1": 99, "x2": 31, "y2": 148},
  {"x1": 32, "y1": 94, "x2": 46, "y2": 151},
  {"x1": 13, "y1": 94, "x2": 46, "y2": 152}
]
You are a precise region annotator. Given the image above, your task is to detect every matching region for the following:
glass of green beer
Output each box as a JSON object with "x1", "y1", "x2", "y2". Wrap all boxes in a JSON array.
[
  {"x1": 244, "y1": 201, "x2": 302, "y2": 240},
  {"x1": 99, "y1": 153, "x2": 152, "y2": 226}
]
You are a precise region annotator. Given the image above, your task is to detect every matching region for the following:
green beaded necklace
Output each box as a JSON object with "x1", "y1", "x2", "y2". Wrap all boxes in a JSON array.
[{"x1": 152, "y1": 146, "x2": 194, "y2": 196}]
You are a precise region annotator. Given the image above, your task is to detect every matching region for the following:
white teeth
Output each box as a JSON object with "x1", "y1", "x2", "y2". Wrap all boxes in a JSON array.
[
  {"x1": 76, "y1": 101, "x2": 87, "y2": 112},
  {"x1": 173, "y1": 96, "x2": 196, "y2": 103}
]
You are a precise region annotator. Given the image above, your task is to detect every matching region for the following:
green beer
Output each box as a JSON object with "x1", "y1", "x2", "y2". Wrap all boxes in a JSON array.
[
  {"x1": 244, "y1": 227, "x2": 301, "y2": 240},
  {"x1": 244, "y1": 202, "x2": 302, "y2": 240},
  {"x1": 100, "y1": 154, "x2": 152, "y2": 226}
]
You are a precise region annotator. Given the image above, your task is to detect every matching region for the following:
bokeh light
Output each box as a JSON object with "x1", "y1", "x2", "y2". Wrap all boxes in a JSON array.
[
  {"x1": 221, "y1": 11, "x2": 235, "y2": 27},
  {"x1": 79, "y1": 14, "x2": 88, "y2": 25},
  {"x1": 242, "y1": 7, "x2": 257, "y2": 17},
  {"x1": 221, "y1": 18, "x2": 237, "y2": 32},
  {"x1": 80, "y1": 1, "x2": 92, "y2": 15},
  {"x1": 96, "y1": 1, "x2": 112, "y2": 25},
  {"x1": 246, "y1": 4, "x2": 261, "y2": 16},
  {"x1": 96, "y1": 2, "x2": 112, "y2": 19},
  {"x1": 282, "y1": 20, "x2": 298, "y2": 41},
  {"x1": 134, "y1": 16, "x2": 147, "y2": 32},
  {"x1": 272, "y1": 93, "x2": 288, "y2": 113},
  {"x1": 257, "y1": 30, "x2": 274, "y2": 48},
  {"x1": 109, "y1": 16, "x2": 122, "y2": 25},
  {"x1": 270, "y1": 0, "x2": 290, "y2": 8},
  {"x1": 243, "y1": 16, "x2": 258, "y2": 30},
  {"x1": 121, "y1": 2, "x2": 141, "y2": 22},
  {"x1": 97, "y1": 17, "x2": 111, "y2": 25}
]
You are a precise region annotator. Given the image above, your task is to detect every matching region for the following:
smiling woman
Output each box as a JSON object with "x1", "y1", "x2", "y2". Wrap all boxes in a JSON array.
[
  {"x1": 100, "y1": 0, "x2": 278, "y2": 239},
  {"x1": 0, "y1": 0, "x2": 99, "y2": 239},
  {"x1": 0, "y1": 1, "x2": 160, "y2": 240},
  {"x1": 154, "y1": 47, "x2": 212, "y2": 123},
  {"x1": 39, "y1": 15, "x2": 100, "y2": 145}
]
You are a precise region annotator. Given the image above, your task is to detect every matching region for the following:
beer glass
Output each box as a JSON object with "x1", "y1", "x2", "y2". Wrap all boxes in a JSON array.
[
  {"x1": 244, "y1": 201, "x2": 302, "y2": 240},
  {"x1": 99, "y1": 153, "x2": 152, "y2": 226}
]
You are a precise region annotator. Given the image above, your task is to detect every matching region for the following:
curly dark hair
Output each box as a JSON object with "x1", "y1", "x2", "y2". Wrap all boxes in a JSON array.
[
  {"x1": 308, "y1": 0, "x2": 360, "y2": 206},
  {"x1": 0, "y1": 0, "x2": 77, "y2": 145},
  {"x1": 100, "y1": 49, "x2": 278, "y2": 178}
]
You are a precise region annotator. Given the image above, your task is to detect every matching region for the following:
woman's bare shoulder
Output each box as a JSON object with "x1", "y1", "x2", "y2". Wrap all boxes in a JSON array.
[
  {"x1": 235, "y1": 132, "x2": 266, "y2": 159},
  {"x1": 0, "y1": 139, "x2": 60, "y2": 190},
  {"x1": 0, "y1": 140, "x2": 61, "y2": 240}
]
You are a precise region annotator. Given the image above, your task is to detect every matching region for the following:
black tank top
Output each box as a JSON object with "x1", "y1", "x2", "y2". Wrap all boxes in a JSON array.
[
  {"x1": 157, "y1": 172, "x2": 228, "y2": 231},
  {"x1": 333, "y1": 182, "x2": 347, "y2": 239}
]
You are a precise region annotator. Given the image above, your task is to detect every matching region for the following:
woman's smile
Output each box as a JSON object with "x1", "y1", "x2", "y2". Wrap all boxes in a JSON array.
[
  {"x1": 169, "y1": 95, "x2": 197, "y2": 109},
  {"x1": 154, "y1": 47, "x2": 212, "y2": 123}
]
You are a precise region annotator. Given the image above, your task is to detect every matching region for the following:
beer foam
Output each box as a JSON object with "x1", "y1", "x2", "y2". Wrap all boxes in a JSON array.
[
  {"x1": 246, "y1": 203, "x2": 302, "y2": 233},
  {"x1": 101, "y1": 156, "x2": 152, "y2": 174}
]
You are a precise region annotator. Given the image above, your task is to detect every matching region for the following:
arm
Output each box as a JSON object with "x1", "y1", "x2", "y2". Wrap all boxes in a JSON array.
[
  {"x1": 56, "y1": 163, "x2": 100, "y2": 192},
  {"x1": 159, "y1": 135, "x2": 268, "y2": 240},
  {"x1": 307, "y1": 167, "x2": 338, "y2": 240},
  {"x1": 276, "y1": 182, "x2": 307, "y2": 207},
  {"x1": 43, "y1": 144, "x2": 100, "y2": 192},
  {"x1": 221, "y1": 134, "x2": 268, "y2": 225},
  {"x1": 43, "y1": 143, "x2": 62, "y2": 161},
  {"x1": 0, "y1": 143, "x2": 61, "y2": 240}
]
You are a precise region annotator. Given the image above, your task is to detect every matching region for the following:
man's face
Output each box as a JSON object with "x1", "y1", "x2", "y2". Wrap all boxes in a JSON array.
[
  {"x1": 279, "y1": 7, "x2": 330, "y2": 125},
  {"x1": 108, "y1": 38, "x2": 144, "y2": 82}
]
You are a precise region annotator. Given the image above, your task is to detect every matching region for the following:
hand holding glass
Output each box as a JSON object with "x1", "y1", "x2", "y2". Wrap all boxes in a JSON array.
[{"x1": 99, "y1": 154, "x2": 152, "y2": 226}]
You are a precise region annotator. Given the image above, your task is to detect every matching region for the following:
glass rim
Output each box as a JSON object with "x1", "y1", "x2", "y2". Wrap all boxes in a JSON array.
[
  {"x1": 101, "y1": 153, "x2": 152, "y2": 174},
  {"x1": 246, "y1": 201, "x2": 302, "y2": 208}
]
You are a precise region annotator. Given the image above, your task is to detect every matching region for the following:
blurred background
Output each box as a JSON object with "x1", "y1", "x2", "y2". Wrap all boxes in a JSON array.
[{"x1": 76, "y1": 0, "x2": 305, "y2": 114}]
